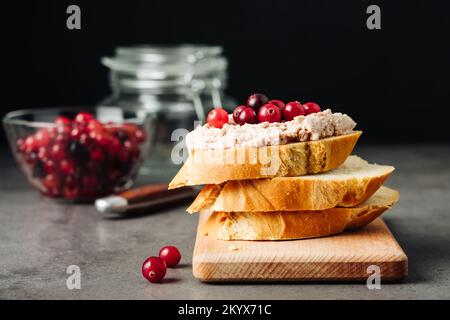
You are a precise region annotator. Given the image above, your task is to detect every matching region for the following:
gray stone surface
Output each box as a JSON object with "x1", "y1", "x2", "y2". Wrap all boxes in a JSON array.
[{"x1": 0, "y1": 144, "x2": 449, "y2": 300}]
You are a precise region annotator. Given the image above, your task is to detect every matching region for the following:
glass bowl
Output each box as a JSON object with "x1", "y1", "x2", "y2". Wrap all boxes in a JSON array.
[{"x1": 3, "y1": 106, "x2": 151, "y2": 202}]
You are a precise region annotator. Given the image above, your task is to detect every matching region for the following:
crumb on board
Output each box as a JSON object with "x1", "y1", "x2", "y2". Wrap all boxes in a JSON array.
[{"x1": 228, "y1": 245, "x2": 239, "y2": 251}]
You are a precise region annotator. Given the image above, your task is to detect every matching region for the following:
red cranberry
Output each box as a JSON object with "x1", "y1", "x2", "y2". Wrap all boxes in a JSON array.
[
  {"x1": 89, "y1": 148, "x2": 105, "y2": 163},
  {"x1": 74, "y1": 112, "x2": 94, "y2": 125},
  {"x1": 124, "y1": 124, "x2": 143, "y2": 144},
  {"x1": 142, "y1": 256, "x2": 167, "y2": 283},
  {"x1": 124, "y1": 140, "x2": 140, "y2": 159},
  {"x1": 78, "y1": 133, "x2": 92, "y2": 145},
  {"x1": 86, "y1": 160, "x2": 101, "y2": 172},
  {"x1": 64, "y1": 175, "x2": 78, "y2": 190},
  {"x1": 87, "y1": 124, "x2": 104, "y2": 142},
  {"x1": 54, "y1": 116, "x2": 71, "y2": 126},
  {"x1": 57, "y1": 124, "x2": 71, "y2": 136},
  {"x1": 80, "y1": 175, "x2": 97, "y2": 199},
  {"x1": 87, "y1": 119, "x2": 103, "y2": 132},
  {"x1": 269, "y1": 99, "x2": 285, "y2": 110},
  {"x1": 237, "y1": 107, "x2": 257, "y2": 125},
  {"x1": 88, "y1": 130, "x2": 99, "y2": 141},
  {"x1": 24, "y1": 136, "x2": 38, "y2": 153},
  {"x1": 113, "y1": 129, "x2": 130, "y2": 144},
  {"x1": 64, "y1": 187, "x2": 79, "y2": 200},
  {"x1": 258, "y1": 104, "x2": 282, "y2": 123},
  {"x1": 94, "y1": 132, "x2": 109, "y2": 147},
  {"x1": 80, "y1": 188, "x2": 97, "y2": 199},
  {"x1": 60, "y1": 159, "x2": 75, "y2": 175},
  {"x1": 24, "y1": 152, "x2": 38, "y2": 165},
  {"x1": 135, "y1": 129, "x2": 146, "y2": 143},
  {"x1": 34, "y1": 129, "x2": 51, "y2": 148},
  {"x1": 246, "y1": 93, "x2": 269, "y2": 111},
  {"x1": 122, "y1": 123, "x2": 137, "y2": 135},
  {"x1": 283, "y1": 101, "x2": 306, "y2": 121},
  {"x1": 123, "y1": 139, "x2": 134, "y2": 149},
  {"x1": 207, "y1": 108, "x2": 229, "y2": 129},
  {"x1": 51, "y1": 143, "x2": 66, "y2": 161},
  {"x1": 55, "y1": 133, "x2": 68, "y2": 143},
  {"x1": 43, "y1": 159, "x2": 56, "y2": 174},
  {"x1": 37, "y1": 147, "x2": 49, "y2": 161},
  {"x1": 159, "y1": 246, "x2": 181, "y2": 267},
  {"x1": 82, "y1": 175, "x2": 97, "y2": 190},
  {"x1": 118, "y1": 149, "x2": 130, "y2": 163},
  {"x1": 232, "y1": 105, "x2": 246, "y2": 124},
  {"x1": 106, "y1": 137, "x2": 121, "y2": 156},
  {"x1": 43, "y1": 174, "x2": 60, "y2": 193},
  {"x1": 70, "y1": 127, "x2": 83, "y2": 140},
  {"x1": 107, "y1": 169, "x2": 121, "y2": 183},
  {"x1": 49, "y1": 126, "x2": 59, "y2": 137},
  {"x1": 304, "y1": 102, "x2": 321, "y2": 115}
]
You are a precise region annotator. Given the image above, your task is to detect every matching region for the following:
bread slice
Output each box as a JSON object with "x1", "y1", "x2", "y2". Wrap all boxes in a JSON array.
[
  {"x1": 169, "y1": 131, "x2": 361, "y2": 189},
  {"x1": 200, "y1": 186, "x2": 399, "y2": 241},
  {"x1": 188, "y1": 155, "x2": 394, "y2": 213}
]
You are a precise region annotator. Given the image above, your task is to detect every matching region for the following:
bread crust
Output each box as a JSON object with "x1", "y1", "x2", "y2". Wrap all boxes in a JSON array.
[
  {"x1": 188, "y1": 155, "x2": 394, "y2": 213},
  {"x1": 169, "y1": 131, "x2": 362, "y2": 189},
  {"x1": 200, "y1": 186, "x2": 399, "y2": 241}
]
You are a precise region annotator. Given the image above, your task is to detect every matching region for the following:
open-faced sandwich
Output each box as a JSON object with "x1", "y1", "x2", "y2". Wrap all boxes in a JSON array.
[{"x1": 169, "y1": 93, "x2": 399, "y2": 240}]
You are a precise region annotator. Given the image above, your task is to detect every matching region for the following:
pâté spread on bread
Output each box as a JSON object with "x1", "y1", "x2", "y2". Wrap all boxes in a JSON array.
[
  {"x1": 186, "y1": 109, "x2": 356, "y2": 151},
  {"x1": 169, "y1": 94, "x2": 362, "y2": 188}
]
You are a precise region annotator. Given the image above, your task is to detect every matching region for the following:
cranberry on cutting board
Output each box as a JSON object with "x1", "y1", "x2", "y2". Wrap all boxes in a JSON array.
[{"x1": 159, "y1": 246, "x2": 181, "y2": 267}]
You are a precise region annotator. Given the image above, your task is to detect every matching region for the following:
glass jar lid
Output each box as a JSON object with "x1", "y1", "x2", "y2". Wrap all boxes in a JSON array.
[{"x1": 101, "y1": 45, "x2": 227, "y2": 81}]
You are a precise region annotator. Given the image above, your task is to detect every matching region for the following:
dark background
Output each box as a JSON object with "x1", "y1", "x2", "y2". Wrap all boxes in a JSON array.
[{"x1": 3, "y1": 0, "x2": 450, "y2": 143}]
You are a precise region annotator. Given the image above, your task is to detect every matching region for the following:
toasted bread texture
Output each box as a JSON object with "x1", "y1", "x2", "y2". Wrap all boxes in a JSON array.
[
  {"x1": 200, "y1": 186, "x2": 399, "y2": 241},
  {"x1": 188, "y1": 155, "x2": 394, "y2": 213},
  {"x1": 169, "y1": 131, "x2": 361, "y2": 189}
]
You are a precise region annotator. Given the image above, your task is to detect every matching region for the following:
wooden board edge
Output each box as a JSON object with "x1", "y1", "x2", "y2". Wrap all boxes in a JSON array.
[{"x1": 192, "y1": 259, "x2": 408, "y2": 283}]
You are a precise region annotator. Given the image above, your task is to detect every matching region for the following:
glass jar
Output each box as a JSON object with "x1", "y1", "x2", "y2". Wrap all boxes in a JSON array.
[{"x1": 99, "y1": 45, "x2": 235, "y2": 182}]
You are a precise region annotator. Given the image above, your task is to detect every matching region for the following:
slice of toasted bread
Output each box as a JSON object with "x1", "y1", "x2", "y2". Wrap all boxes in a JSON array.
[
  {"x1": 200, "y1": 186, "x2": 399, "y2": 241},
  {"x1": 169, "y1": 131, "x2": 361, "y2": 189},
  {"x1": 188, "y1": 155, "x2": 394, "y2": 213}
]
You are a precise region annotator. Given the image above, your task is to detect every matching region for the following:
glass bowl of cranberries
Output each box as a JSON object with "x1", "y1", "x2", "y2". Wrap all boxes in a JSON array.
[{"x1": 3, "y1": 106, "x2": 151, "y2": 202}]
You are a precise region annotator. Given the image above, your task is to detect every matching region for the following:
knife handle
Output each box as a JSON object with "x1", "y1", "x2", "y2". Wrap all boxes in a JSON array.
[
  {"x1": 119, "y1": 183, "x2": 171, "y2": 203},
  {"x1": 95, "y1": 184, "x2": 197, "y2": 214}
]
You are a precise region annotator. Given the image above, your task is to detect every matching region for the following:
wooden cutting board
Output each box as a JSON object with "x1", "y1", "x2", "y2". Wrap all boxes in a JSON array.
[{"x1": 192, "y1": 211, "x2": 408, "y2": 282}]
